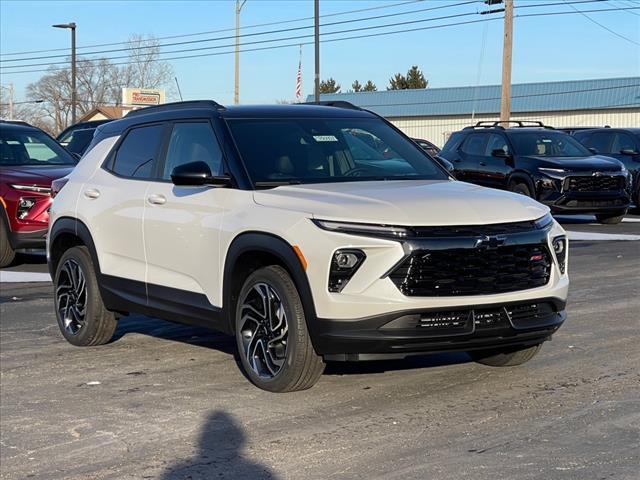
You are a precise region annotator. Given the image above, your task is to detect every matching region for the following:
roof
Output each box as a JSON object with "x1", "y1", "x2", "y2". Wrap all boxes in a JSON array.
[
  {"x1": 308, "y1": 77, "x2": 640, "y2": 118},
  {"x1": 220, "y1": 104, "x2": 374, "y2": 118},
  {"x1": 0, "y1": 120, "x2": 38, "y2": 131},
  {"x1": 78, "y1": 106, "x2": 128, "y2": 122}
]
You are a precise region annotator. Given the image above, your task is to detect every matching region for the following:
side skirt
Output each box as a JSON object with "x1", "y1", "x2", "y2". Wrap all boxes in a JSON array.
[{"x1": 100, "y1": 274, "x2": 228, "y2": 333}]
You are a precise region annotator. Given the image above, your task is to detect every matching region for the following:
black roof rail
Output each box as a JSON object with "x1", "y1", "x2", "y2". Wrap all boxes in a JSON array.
[
  {"x1": 300, "y1": 100, "x2": 363, "y2": 111},
  {"x1": 0, "y1": 119, "x2": 33, "y2": 127},
  {"x1": 124, "y1": 100, "x2": 226, "y2": 118},
  {"x1": 464, "y1": 120, "x2": 555, "y2": 130}
]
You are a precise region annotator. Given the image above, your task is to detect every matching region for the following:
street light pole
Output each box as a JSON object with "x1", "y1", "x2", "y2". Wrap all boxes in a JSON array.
[
  {"x1": 53, "y1": 22, "x2": 77, "y2": 124},
  {"x1": 314, "y1": 0, "x2": 320, "y2": 103},
  {"x1": 234, "y1": 0, "x2": 247, "y2": 105}
]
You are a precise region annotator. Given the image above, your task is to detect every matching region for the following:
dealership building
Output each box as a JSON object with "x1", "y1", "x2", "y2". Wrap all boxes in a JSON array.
[{"x1": 313, "y1": 76, "x2": 640, "y2": 147}]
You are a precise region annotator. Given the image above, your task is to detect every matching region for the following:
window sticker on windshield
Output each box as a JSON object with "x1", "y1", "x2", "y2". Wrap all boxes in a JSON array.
[
  {"x1": 313, "y1": 135, "x2": 338, "y2": 142},
  {"x1": 542, "y1": 139, "x2": 552, "y2": 143}
]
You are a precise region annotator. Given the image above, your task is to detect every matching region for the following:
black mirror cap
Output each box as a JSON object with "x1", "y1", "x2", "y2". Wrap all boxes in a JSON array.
[
  {"x1": 588, "y1": 147, "x2": 598, "y2": 155},
  {"x1": 171, "y1": 161, "x2": 232, "y2": 187},
  {"x1": 491, "y1": 149, "x2": 510, "y2": 158},
  {"x1": 620, "y1": 148, "x2": 639, "y2": 156},
  {"x1": 435, "y1": 155, "x2": 455, "y2": 172}
]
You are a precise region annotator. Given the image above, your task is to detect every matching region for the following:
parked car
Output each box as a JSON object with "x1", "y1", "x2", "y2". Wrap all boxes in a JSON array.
[
  {"x1": 572, "y1": 127, "x2": 640, "y2": 206},
  {"x1": 438, "y1": 121, "x2": 632, "y2": 224},
  {"x1": 0, "y1": 120, "x2": 77, "y2": 267},
  {"x1": 412, "y1": 137, "x2": 440, "y2": 157},
  {"x1": 57, "y1": 119, "x2": 112, "y2": 157},
  {"x1": 48, "y1": 101, "x2": 569, "y2": 392}
]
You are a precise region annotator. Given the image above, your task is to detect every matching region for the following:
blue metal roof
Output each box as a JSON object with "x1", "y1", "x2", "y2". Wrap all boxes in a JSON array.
[{"x1": 308, "y1": 77, "x2": 640, "y2": 117}]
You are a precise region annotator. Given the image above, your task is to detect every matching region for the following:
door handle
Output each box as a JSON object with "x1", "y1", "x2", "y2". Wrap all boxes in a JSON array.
[
  {"x1": 84, "y1": 188, "x2": 100, "y2": 199},
  {"x1": 454, "y1": 159, "x2": 462, "y2": 163},
  {"x1": 479, "y1": 162, "x2": 487, "y2": 166},
  {"x1": 147, "y1": 194, "x2": 166, "y2": 205}
]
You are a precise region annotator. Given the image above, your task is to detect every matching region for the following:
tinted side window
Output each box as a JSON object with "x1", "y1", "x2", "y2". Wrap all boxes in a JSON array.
[
  {"x1": 112, "y1": 124, "x2": 164, "y2": 179},
  {"x1": 441, "y1": 132, "x2": 464, "y2": 153},
  {"x1": 612, "y1": 132, "x2": 637, "y2": 153},
  {"x1": 461, "y1": 133, "x2": 486, "y2": 155},
  {"x1": 579, "y1": 131, "x2": 613, "y2": 153},
  {"x1": 163, "y1": 122, "x2": 223, "y2": 180},
  {"x1": 485, "y1": 133, "x2": 509, "y2": 156}
]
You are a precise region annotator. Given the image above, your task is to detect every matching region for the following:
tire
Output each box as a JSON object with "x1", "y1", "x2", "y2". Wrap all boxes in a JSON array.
[
  {"x1": 595, "y1": 212, "x2": 626, "y2": 224},
  {"x1": 0, "y1": 219, "x2": 16, "y2": 268},
  {"x1": 509, "y1": 181, "x2": 532, "y2": 198},
  {"x1": 470, "y1": 343, "x2": 543, "y2": 367},
  {"x1": 54, "y1": 246, "x2": 117, "y2": 346},
  {"x1": 235, "y1": 265, "x2": 325, "y2": 392}
]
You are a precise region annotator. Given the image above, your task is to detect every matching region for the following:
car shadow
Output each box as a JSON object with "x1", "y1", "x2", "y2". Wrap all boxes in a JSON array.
[
  {"x1": 324, "y1": 352, "x2": 471, "y2": 376},
  {"x1": 112, "y1": 314, "x2": 237, "y2": 357},
  {"x1": 160, "y1": 410, "x2": 277, "y2": 480}
]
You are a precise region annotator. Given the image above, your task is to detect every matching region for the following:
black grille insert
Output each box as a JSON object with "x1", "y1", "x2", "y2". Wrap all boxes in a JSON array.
[
  {"x1": 389, "y1": 244, "x2": 552, "y2": 296},
  {"x1": 410, "y1": 220, "x2": 540, "y2": 237},
  {"x1": 565, "y1": 175, "x2": 622, "y2": 192}
]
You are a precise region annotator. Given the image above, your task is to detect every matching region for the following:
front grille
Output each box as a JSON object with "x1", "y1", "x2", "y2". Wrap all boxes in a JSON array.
[
  {"x1": 387, "y1": 301, "x2": 559, "y2": 334},
  {"x1": 565, "y1": 175, "x2": 622, "y2": 192},
  {"x1": 562, "y1": 198, "x2": 626, "y2": 208},
  {"x1": 389, "y1": 244, "x2": 551, "y2": 296}
]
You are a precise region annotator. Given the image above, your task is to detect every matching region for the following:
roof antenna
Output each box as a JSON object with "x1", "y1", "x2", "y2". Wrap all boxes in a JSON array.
[{"x1": 175, "y1": 76, "x2": 184, "y2": 101}]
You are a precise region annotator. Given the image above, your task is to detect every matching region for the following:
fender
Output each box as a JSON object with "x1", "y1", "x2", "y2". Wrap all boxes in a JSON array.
[
  {"x1": 508, "y1": 171, "x2": 536, "y2": 196},
  {"x1": 223, "y1": 232, "x2": 318, "y2": 336},
  {"x1": 48, "y1": 217, "x2": 101, "y2": 278}
]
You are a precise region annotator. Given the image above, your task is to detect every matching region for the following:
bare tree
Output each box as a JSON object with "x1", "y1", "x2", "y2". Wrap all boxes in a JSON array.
[{"x1": 20, "y1": 34, "x2": 174, "y2": 134}]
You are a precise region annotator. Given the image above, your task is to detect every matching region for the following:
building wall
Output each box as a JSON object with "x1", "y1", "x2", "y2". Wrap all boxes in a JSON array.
[{"x1": 388, "y1": 108, "x2": 640, "y2": 147}]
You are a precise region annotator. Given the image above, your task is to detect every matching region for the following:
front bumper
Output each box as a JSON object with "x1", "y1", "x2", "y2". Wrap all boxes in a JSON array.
[
  {"x1": 311, "y1": 298, "x2": 566, "y2": 360},
  {"x1": 8, "y1": 228, "x2": 48, "y2": 250}
]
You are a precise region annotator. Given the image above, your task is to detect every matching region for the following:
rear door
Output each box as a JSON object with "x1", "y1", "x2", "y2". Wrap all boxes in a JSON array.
[
  {"x1": 143, "y1": 120, "x2": 229, "y2": 313},
  {"x1": 80, "y1": 123, "x2": 165, "y2": 291},
  {"x1": 456, "y1": 132, "x2": 488, "y2": 184}
]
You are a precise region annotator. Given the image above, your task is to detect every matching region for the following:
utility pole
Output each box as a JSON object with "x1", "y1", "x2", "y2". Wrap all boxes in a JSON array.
[
  {"x1": 234, "y1": 0, "x2": 247, "y2": 105},
  {"x1": 500, "y1": 0, "x2": 513, "y2": 122},
  {"x1": 53, "y1": 22, "x2": 77, "y2": 124},
  {"x1": 314, "y1": 0, "x2": 320, "y2": 102}
]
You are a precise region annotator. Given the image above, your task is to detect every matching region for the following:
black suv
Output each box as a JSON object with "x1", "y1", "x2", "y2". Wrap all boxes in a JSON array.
[
  {"x1": 57, "y1": 119, "x2": 112, "y2": 157},
  {"x1": 572, "y1": 128, "x2": 640, "y2": 207},
  {"x1": 439, "y1": 121, "x2": 632, "y2": 224}
]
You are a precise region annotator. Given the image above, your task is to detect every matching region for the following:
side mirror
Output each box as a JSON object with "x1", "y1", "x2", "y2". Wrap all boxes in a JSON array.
[
  {"x1": 491, "y1": 149, "x2": 510, "y2": 158},
  {"x1": 588, "y1": 147, "x2": 598, "y2": 155},
  {"x1": 620, "y1": 148, "x2": 639, "y2": 156},
  {"x1": 170, "y1": 161, "x2": 231, "y2": 187},
  {"x1": 434, "y1": 156, "x2": 455, "y2": 172}
]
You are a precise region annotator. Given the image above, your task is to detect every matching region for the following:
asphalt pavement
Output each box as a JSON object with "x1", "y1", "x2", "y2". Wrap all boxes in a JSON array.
[{"x1": 1, "y1": 213, "x2": 639, "y2": 479}]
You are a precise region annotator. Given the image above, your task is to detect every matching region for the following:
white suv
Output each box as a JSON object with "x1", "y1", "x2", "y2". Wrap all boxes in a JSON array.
[{"x1": 48, "y1": 101, "x2": 569, "y2": 392}]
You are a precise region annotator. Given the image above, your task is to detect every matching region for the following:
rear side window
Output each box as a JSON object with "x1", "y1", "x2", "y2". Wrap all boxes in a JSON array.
[
  {"x1": 611, "y1": 132, "x2": 637, "y2": 153},
  {"x1": 441, "y1": 132, "x2": 464, "y2": 153},
  {"x1": 162, "y1": 122, "x2": 223, "y2": 180},
  {"x1": 461, "y1": 133, "x2": 486, "y2": 155},
  {"x1": 111, "y1": 124, "x2": 164, "y2": 179},
  {"x1": 485, "y1": 133, "x2": 509, "y2": 156}
]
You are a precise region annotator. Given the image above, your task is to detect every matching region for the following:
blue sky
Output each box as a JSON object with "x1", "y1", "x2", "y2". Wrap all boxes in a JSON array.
[{"x1": 1, "y1": 0, "x2": 639, "y2": 105}]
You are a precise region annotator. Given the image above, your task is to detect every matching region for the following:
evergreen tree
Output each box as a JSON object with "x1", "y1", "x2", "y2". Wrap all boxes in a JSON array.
[
  {"x1": 319, "y1": 78, "x2": 341, "y2": 94},
  {"x1": 351, "y1": 80, "x2": 363, "y2": 92},
  {"x1": 406, "y1": 65, "x2": 428, "y2": 89},
  {"x1": 363, "y1": 80, "x2": 377, "y2": 92}
]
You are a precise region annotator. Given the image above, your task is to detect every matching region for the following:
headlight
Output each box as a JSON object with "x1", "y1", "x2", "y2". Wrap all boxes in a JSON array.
[
  {"x1": 17, "y1": 197, "x2": 37, "y2": 220},
  {"x1": 10, "y1": 184, "x2": 52, "y2": 194},
  {"x1": 534, "y1": 213, "x2": 554, "y2": 229},
  {"x1": 329, "y1": 249, "x2": 366, "y2": 292},
  {"x1": 538, "y1": 168, "x2": 568, "y2": 178},
  {"x1": 313, "y1": 219, "x2": 412, "y2": 238},
  {"x1": 552, "y1": 236, "x2": 567, "y2": 274}
]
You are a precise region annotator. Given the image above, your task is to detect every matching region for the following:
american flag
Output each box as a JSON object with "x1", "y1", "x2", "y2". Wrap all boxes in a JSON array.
[{"x1": 295, "y1": 46, "x2": 302, "y2": 100}]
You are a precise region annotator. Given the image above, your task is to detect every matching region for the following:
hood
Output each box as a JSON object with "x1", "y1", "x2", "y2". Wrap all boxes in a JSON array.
[
  {"x1": 528, "y1": 155, "x2": 624, "y2": 172},
  {"x1": 0, "y1": 165, "x2": 75, "y2": 186},
  {"x1": 253, "y1": 180, "x2": 549, "y2": 226}
]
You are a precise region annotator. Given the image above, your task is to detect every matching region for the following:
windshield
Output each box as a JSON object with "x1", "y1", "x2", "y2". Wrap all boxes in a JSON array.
[
  {"x1": 509, "y1": 131, "x2": 592, "y2": 158},
  {"x1": 227, "y1": 117, "x2": 449, "y2": 186},
  {"x1": 0, "y1": 128, "x2": 76, "y2": 166}
]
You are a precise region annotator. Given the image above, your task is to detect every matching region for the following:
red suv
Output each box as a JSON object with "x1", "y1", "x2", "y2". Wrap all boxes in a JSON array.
[{"x1": 0, "y1": 121, "x2": 77, "y2": 267}]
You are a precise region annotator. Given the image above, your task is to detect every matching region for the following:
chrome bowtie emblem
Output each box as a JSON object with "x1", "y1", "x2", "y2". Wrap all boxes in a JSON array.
[
  {"x1": 592, "y1": 171, "x2": 604, "y2": 177},
  {"x1": 475, "y1": 235, "x2": 507, "y2": 249}
]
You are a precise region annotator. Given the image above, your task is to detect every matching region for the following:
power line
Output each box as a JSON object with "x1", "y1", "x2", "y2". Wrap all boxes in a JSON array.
[
  {"x1": 0, "y1": 1, "x2": 620, "y2": 72},
  {"x1": 1, "y1": 6, "x2": 637, "y2": 76},
  {"x1": 562, "y1": 0, "x2": 640, "y2": 45},
  {"x1": 0, "y1": 1, "x2": 479, "y2": 64},
  {"x1": 0, "y1": 0, "x2": 426, "y2": 57}
]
